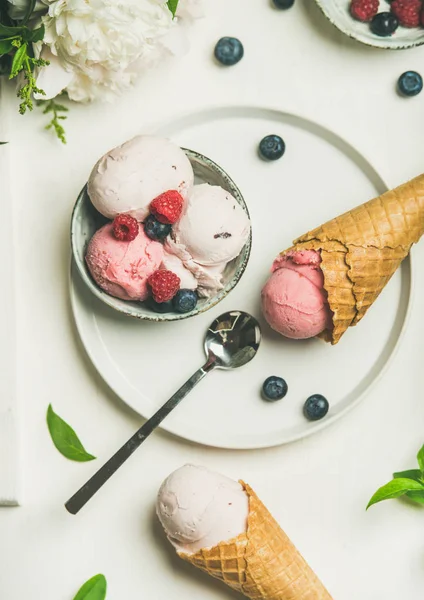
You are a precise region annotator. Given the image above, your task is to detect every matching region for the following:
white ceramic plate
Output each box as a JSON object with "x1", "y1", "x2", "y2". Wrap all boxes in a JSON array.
[
  {"x1": 70, "y1": 106, "x2": 413, "y2": 449},
  {"x1": 315, "y1": 0, "x2": 424, "y2": 49}
]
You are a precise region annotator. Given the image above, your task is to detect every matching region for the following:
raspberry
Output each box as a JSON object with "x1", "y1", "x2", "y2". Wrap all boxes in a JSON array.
[
  {"x1": 350, "y1": 0, "x2": 379, "y2": 21},
  {"x1": 150, "y1": 190, "x2": 184, "y2": 225},
  {"x1": 112, "y1": 214, "x2": 139, "y2": 242},
  {"x1": 391, "y1": 0, "x2": 421, "y2": 27},
  {"x1": 148, "y1": 270, "x2": 180, "y2": 303}
]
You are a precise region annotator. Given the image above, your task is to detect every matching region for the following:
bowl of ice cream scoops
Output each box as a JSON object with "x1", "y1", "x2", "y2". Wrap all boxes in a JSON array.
[{"x1": 71, "y1": 135, "x2": 252, "y2": 321}]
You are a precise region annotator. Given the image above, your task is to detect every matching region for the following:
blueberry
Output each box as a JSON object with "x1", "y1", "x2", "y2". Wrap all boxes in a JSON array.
[
  {"x1": 303, "y1": 394, "x2": 329, "y2": 421},
  {"x1": 259, "y1": 135, "x2": 286, "y2": 161},
  {"x1": 262, "y1": 376, "x2": 288, "y2": 401},
  {"x1": 173, "y1": 289, "x2": 198, "y2": 313},
  {"x1": 370, "y1": 12, "x2": 398, "y2": 36},
  {"x1": 398, "y1": 71, "x2": 423, "y2": 97},
  {"x1": 272, "y1": 0, "x2": 295, "y2": 8},
  {"x1": 144, "y1": 214, "x2": 172, "y2": 241},
  {"x1": 146, "y1": 297, "x2": 173, "y2": 313},
  {"x1": 214, "y1": 37, "x2": 244, "y2": 66}
]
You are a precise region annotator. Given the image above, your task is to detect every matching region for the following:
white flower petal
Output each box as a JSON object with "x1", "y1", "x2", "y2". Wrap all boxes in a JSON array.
[
  {"x1": 33, "y1": 45, "x2": 74, "y2": 100},
  {"x1": 176, "y1": 0, "x2": 205, "y2": 20}
]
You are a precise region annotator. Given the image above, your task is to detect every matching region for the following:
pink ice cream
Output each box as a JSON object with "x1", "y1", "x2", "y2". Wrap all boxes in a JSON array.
[
  {"x1": 261, "y1": 250, "x2": 332, "y2": 339},
  {"x1": 85, "y1": 223, "x2": 163, "y2": 301}
]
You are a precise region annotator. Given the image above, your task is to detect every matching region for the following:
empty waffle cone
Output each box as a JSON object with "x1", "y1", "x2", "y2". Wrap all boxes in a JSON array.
[
  {"x1": 280, "y1": 174, "x2": 424, "y2": 344},
  {"x1": 179, "y1": 483, "x2": 332, "y2": 600}
]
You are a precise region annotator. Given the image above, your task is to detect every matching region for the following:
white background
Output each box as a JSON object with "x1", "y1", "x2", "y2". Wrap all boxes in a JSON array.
[{"x1": 2, "y1": 0, "x2": 424, "y2": 598}]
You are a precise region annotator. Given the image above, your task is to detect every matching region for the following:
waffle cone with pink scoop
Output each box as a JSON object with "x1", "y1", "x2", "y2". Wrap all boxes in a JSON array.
[{"x1": 263, "y1": 174, "x2": 424, "y2": 344}]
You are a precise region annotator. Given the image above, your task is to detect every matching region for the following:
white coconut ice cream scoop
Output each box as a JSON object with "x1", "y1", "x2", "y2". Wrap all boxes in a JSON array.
[
  {"x1": 165, "y1": 184, "x2": 251, "y2": 297},
  {"x1": 87, "y1": 135, "x2": 194, "y2": 221},
  {"x1": 156, "y1": 464, "x2": 249, "y2": 555}
]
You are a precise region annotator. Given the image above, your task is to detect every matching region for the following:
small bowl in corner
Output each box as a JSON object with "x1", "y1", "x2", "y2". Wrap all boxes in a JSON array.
[
  {"x1": 315, "y1": 0, "x2": 424, "y2": 49},
  {"x1": 71, "y1": 148, "x2": 252, "y2": 322}
]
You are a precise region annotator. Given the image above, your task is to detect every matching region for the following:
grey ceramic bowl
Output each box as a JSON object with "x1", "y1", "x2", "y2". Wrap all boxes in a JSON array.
[
  {"x1": 71, "y1": 148, "x2": 251, "y2": 321},
  {"x1": 315, "y1": 0, "x2": 424, "y2": 49}
]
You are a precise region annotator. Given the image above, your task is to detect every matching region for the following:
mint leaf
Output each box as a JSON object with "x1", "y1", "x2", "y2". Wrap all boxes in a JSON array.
[
  {"x1": 405, "y1": 492, "x2": 424, "y2": 504},
  {"x1": 167, "y1": 0, "x2": 179, "y2": 18},
  {"x1": 46, "y1": 404, "x2": 96, "y2": 462},
  {"x1": 406, "y1": 491, "x2": 424, "y2": 505},
  {"x1": 416, "y1": 445, "x2": 424, "y2": 472},
  {"x1": 367, "y1": 478, "x2": 424, "y2": 509},
  {"x1": 393, "y1": 469, "x2": 423, "y2": 482},
  {"x1": 73, "y1": 574, "x2": 107, "y2": 600},
  {"x1": 10, "y1": 42, "x2": 27, "y2": 78}
]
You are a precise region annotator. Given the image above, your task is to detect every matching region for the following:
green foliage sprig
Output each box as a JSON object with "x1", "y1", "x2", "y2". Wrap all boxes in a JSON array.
[
  {"x1": 0, "y1": 1, "x2": 68, "y2": 142},
  {"x1": 367, "y1": 443, "x2": 424, "y2": 509},
  {"x1": 37, "y1": 97, "x2": 68, "y2": 143}
]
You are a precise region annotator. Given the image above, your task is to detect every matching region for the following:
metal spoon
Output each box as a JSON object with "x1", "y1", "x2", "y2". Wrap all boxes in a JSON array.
[{"x1": 65, "y1": 310, "x2": 261, "y2": 514}]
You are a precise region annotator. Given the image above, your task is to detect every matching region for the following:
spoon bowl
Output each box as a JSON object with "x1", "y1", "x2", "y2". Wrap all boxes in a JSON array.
[{"x1": 205, "y1": 311, "x2": 261, "y2": 369}]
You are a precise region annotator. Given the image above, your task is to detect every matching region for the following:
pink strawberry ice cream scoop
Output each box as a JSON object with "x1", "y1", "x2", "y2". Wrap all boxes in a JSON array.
[
  {"x1": 261, "y1": 250, "x2": 332, "y2": 339},
  {"x1": 85, "y1": 223, "x2": 163, "y2": 301}
]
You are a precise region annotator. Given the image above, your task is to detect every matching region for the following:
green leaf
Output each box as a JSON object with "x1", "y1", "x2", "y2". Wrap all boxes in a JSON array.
[
  {"x1": 73, "y1": 575, "x2": 107, "y2": 600},
  {"x1": 406, "y1": 491, "x2": 424, "y2": 505},
  {"x1": 416, "y1": 445, "x2": 424, "y2": 472},
  {"x1": 167, "y1": 0, "x2": 179, "y2": 18},
  {"x1": 21, "y1": 0, "x2": 36, "y2": 25},
  {"x1": 0, "y1": 39, "x2": 13, "y2": 54},
  {"x1": 0, "y1": 23, "x2": 23, "y2": 37},
  {"x1": 10, "y1": 42, "x2": 27, "y2": 78},
  {"x1": 393, "y1": 469, "x2": 423, "y2": 482},
  {"x1": 367, "y1": 478, "x2": 424, "y2": 509},
  {"x1": 22, "y1": 24, "x2": 44, "y2": 43},
  {"x1": 46, "y1": 404, "x2": 96, "y2": 462}
]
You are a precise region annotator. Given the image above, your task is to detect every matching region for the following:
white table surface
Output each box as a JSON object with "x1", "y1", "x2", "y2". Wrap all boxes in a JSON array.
[{"x1": 2, "y1": 0, "x2": 424, "y2": 597}]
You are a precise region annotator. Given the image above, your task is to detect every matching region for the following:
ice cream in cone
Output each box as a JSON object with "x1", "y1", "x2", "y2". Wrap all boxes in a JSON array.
[
  {"x1": 156, "y1": 465, "x2": 332, "y2": 599},
  {"x1": 262, "y1": 174, "x2": 424, "y2": 344}
]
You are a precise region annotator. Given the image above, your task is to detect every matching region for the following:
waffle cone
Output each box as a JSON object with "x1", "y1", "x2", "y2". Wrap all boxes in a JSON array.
[
  {"x1": 179, "y1": 483, "x2": 332, "y2": 600},
  {"x1": 281, "y1": 174, "x2": 424, "y2": 344}
]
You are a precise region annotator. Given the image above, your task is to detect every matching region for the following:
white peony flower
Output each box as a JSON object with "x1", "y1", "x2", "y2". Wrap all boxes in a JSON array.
[
  {"x1": 176, "y1": 0, "x2": 205, "y2": 21},
  {"x1": 40, "y1": 0, "x2": 177, "y2": 102}
]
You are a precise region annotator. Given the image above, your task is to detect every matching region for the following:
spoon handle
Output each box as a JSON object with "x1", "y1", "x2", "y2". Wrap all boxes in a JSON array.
[{"x1": 65, "y1": 359, "x2": 215, "y2": 515}]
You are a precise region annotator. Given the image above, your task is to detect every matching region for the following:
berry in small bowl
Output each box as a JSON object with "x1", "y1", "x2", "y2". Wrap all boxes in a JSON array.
[
  {"x1": 391, "y1": 0, "x2": 421, "y2": 27},
  {"x1": 370, "y1": 12, "x2": 399, "y2": 36},
  {"x1": 144, "y1": 214, "x2": 172, "y2": 241},
  {"x1": 173, "y1": 290, "x2": 198, "y2": 314},
  {"x1": 112, "y1": 214, "x2": 139, "y2": 242}
]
